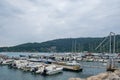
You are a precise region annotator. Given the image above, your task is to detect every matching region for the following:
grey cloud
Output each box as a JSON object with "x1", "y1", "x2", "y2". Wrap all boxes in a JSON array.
[
  {"x1": 0, "y1": 1, "x2": 23, "y2": 18},
  {"x1": 0, "y1": 0, "x2": 120, "y2": 46}
]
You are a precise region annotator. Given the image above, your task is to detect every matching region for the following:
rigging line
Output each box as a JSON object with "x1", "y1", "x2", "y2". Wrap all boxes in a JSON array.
[{"x1": 95, "y1": 36, "x2": 109, "y2": 50}]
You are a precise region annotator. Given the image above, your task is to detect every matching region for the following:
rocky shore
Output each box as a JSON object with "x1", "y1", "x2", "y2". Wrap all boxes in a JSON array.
[{"x1": 69, "y1": 70, "x2": 120, "y2": 80}]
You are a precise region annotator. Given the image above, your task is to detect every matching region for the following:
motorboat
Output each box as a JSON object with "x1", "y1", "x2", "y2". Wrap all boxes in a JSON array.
[
  {"x1": 35, "y1": 66, "x2": 44, "y2": 74},
  {"x1": 42, "y1": 65, "x2": 63, "y2": 75}
]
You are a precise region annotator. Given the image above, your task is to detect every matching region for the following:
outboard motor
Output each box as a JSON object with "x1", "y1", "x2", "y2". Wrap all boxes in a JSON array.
[
  {"x1": 0, "y1": 61, "x2": 3, "y2": 65},
  {"x1": 8, "y1": 63, "x2": 13, "y2": 68},
  {"x1": 31, "y1": 67, "x2": 38, "y2": 73},
  {"x1": 42, "y1": 69, "x2": 47, "y2": 75}
]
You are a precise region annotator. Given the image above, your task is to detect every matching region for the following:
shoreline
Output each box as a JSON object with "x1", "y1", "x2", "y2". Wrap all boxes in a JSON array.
[{"x1": 69, "y1": 69, "x2": 120, "y2": 80}]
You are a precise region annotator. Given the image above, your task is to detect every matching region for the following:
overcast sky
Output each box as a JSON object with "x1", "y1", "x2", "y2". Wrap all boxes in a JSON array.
[{"x1": 0, "y1": 0, "x2": 120, "y2": 47}]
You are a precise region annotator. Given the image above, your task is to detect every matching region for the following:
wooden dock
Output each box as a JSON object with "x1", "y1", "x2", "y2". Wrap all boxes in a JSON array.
[{"x1": 54, "y1": 64, "x2": 83, "y2": 72}]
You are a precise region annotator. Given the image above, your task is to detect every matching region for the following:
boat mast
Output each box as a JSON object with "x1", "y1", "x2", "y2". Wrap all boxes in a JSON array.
[
  {"x1": 113, "y1": 33, "x2": 116, "y2": 53},
  {"x1": 109, "y1": 32, "x2": 112, "y2": 54},
  {"x1": 109, "y1": 32, "x2": 116, "y2": 54},
  {"x1": 108, "y1": 32, "x2": 116, "y2": 71},
  {"x1": 74, "y1": 40, "x2": 77, "y2": 53}
]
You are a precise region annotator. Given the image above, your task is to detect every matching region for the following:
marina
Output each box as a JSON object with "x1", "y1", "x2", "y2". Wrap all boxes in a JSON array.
[
  {"x1": 0, "y1": 51, "x2": 120, "y2": 80},
  {"x1": 0, "y1": 52, "x2": 107, "y2": 80}
]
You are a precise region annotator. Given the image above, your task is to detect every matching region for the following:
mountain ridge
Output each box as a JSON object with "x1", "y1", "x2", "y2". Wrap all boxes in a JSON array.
[{"x1": 0, "y1": 35, "x2": 120, "y2": 53}]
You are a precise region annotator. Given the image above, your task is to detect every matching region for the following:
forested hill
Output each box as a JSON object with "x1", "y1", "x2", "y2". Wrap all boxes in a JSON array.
[{"x1": 0, "y1": 35, "x2": 120, "y2": 53}]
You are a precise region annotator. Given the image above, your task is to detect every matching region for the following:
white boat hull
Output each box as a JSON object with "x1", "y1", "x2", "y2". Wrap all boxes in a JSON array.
[{"x1": 46, "y1": 68, "x2": 63, "y2": 75}]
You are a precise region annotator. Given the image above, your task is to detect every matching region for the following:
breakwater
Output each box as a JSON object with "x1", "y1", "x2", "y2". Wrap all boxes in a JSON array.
[{"x1": 69, "y1": 69, "x2": 120, "y2": 80}]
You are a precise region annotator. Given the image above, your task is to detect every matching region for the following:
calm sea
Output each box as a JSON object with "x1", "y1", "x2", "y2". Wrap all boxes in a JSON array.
[{"x1": 0, "y1": 52, "x2": 106, "y2": 80}]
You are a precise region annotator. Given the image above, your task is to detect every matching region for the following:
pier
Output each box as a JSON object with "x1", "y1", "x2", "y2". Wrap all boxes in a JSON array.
[{"x1": 55, "y1": 64, "x2": 83, "y2": 72}]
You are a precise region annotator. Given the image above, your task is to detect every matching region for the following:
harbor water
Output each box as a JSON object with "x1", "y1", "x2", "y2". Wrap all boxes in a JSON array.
[{"x1": 0, "y1": 52, "x2": 107, "y2": 80}]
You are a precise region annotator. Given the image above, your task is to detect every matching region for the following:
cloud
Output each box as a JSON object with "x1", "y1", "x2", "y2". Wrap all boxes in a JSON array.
[{"x1": 0, "y1": 0, "x2": 120, "y2": 46}]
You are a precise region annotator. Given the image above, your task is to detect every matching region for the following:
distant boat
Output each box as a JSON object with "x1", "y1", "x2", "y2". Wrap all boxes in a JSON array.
[
  {"x1": 66, "y1": 61, "x2": 80, "y2": 66},
  {"x1": 1, "y1": 59, "x2": 13, "y2": 65},
  {"x1": 19, "y1": 55, "x2": 27, "y2": 57},
  {"x1": 28, "y1": 54, "x2": 40, "y2": 58}
]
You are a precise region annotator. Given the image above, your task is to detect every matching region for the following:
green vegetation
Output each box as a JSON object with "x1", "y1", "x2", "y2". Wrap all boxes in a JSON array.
[{"x1": 0, "y1": 35, "x2": 120, "y2": 53}]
